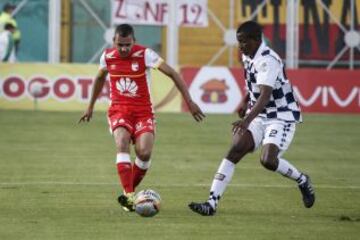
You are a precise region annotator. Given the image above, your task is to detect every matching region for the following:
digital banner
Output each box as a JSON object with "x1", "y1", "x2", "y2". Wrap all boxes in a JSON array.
[
  {"x1": 0, "y1": 63, "x2": 181, "y2": 112},
  {"x1": 181, "y1": 67, "x2": 360, "y2": 114},
  {"x1": 111, "y1": 0, "x2": 208, "y2": 27}
]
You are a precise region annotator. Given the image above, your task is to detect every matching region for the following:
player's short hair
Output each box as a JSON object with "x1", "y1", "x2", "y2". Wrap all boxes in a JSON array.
[
  {"x1": 3, "y1": 3, "x2": 16, "y2": 12},
  {"x1": 115, "y1": 24, "x2": 135, "y2": 39},
  {"x1": 4, "y1": 23, "x2": 15, "y2": 30},
  {"x1": 236, "y1": 21, "x2": 262, "y2": 42}
]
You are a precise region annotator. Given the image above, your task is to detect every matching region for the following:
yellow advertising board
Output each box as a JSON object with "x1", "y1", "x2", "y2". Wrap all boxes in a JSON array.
[{"x1": 0, "y1": 63, "x2": 181, "y2": 112}]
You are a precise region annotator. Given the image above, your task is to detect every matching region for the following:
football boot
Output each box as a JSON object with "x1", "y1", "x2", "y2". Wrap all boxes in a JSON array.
[
  {"x1": 188, "y1": 202, "x2": 216, "y2": 216},
  {"x1": 298, "y1": 174, "x2": 315, "y2": 208},
  {"x1": 118, "y1": 192, "x2": 135, "y2": 212}
]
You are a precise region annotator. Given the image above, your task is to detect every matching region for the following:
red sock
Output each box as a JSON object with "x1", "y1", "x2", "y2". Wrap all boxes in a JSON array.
[
  {"x1": 132, "y1": 163, "x2": 148, "y2": 189},
  {"x1": 117, "y1": 163, "x2": 134, "y2": 193}
]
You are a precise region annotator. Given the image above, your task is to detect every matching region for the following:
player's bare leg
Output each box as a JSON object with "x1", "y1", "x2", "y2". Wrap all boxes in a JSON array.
[
  {"x1": 133, "y1": 132, "x2": 154, "y2": 189},
  {"x1": 261, "y1": 144, "x2": 315, "y2": 208},
  {"x1": 113, "y1": 127, "x2": 135, "y2": 211},
  {"x1": 189, "y1": 130, "x2": 254, "y2": 216}
]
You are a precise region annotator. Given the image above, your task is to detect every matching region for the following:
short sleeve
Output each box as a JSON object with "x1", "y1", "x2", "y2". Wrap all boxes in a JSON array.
[
  {"x1": 99, "y1": 52, "x2": 107, "y2": 70},
  {"x1": 145, "y1": 48, "x2": 163, "y2": 69},
  {"x1": 255, "y1": 57, "x2": 280, "y2": 88},
  {"x1": 241, "y1": 54, "x2": 248, "y2": 63}
]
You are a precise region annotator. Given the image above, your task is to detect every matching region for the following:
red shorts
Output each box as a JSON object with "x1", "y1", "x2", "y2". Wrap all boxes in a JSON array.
[{"x1": 107, "y1": 104, "x2": 155, "y2": 141}]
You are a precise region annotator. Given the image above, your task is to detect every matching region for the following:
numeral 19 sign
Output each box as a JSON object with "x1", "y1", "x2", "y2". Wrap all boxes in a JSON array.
[{"x1": 112, "y1": 0, "x2": 208, "y2": 27}]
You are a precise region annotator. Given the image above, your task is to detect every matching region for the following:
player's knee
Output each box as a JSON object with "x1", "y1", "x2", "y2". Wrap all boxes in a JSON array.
[
  {"x1": 260, "y1": 154, "x2": 277, "y2": 171},
  {"x1": 136, "y1": 148, "x2": 152, "y2": 162},
  {"x1": 226, "y1": 144, "x2": 246, "y2": 163},
  {"x1": 115, "y1": 139, "x2": 130, "y2": 152}
]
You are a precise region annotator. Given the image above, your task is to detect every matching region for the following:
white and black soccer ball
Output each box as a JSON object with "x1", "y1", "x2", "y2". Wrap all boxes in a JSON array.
[{"x1": 134, "y1": 189, "x2": 161, "y2": 217}]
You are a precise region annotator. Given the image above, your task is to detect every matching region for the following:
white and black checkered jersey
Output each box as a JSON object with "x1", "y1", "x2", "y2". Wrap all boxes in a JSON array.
[{"x1": 242, "y1": 42, "x2": 302, "y2": 123}]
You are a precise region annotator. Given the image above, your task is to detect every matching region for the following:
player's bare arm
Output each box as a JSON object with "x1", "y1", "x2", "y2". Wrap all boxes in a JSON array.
[
  {"x1": 78, "y1": 69, "x2": 108, "y2": 123},
  {"x1": 158, "y1": 62, "x2": 205, "y2": 122},
  {"x1": 237, "y1": 92, "x2": 250, "y2": 118},
  {"x1": 233, "y1": 85, "x2": 272, "y2": 134}
]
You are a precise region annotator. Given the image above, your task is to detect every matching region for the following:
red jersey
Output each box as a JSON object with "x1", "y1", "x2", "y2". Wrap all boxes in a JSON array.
[{"x1": 100, "y1": 44, "x2": 163, "y2": 107}]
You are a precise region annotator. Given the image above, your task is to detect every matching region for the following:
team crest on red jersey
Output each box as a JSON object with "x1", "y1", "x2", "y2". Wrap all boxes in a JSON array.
[{"x1": 131, "y1": 62, "x2": 139, "y2": 71}]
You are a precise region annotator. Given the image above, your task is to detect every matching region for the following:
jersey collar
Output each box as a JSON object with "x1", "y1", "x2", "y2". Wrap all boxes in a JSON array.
[
  {"x1": 251, "y1": 41, "x2": 267, "y2": 61},
  {"x1": 241, "y1": 41, "x2": 267, "y2": 62}
]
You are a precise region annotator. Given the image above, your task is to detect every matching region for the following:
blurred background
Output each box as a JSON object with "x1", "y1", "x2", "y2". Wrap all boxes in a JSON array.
[
  {"x1": 0, "y1": 0, "x2": 359, "y2": 113},
  {"x1": 0, "y1": 2, "x2": 359, "y2": 239},
  {"x1": 1, "y1": 0, "x2": 360, "y2": 67}
]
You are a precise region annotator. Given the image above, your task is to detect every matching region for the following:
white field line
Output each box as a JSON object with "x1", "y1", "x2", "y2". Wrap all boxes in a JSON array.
[{"x1": 0, "y1": 182, "x2": 359, "y2": 190}]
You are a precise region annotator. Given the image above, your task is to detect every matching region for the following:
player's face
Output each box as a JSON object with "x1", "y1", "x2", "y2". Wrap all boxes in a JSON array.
[
  {"x1": 237, "y1": 32, "x2": 259, "y2": 58},
  {"x1": 114, "y1": 34, "x2": 135, "y2": 58}
]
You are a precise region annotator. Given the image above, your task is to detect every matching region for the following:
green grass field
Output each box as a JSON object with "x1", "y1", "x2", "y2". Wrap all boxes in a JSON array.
[{"x1": 0, "y1": 110, "x2": 359, "y2": 240}]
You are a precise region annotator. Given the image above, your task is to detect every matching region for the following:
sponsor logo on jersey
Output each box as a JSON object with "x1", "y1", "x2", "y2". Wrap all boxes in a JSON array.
[
  {"x1": 131, "y1": 62, "x2": 139, "y2": 71},
  {"x1": 106, "y1": 50, "x2": 117, "y2": 59},
  {"x1": 132, "y1": 50, "x2": 144, "y2": 58},
  {"x1": 116, "y1": 77, "x2": 138, "y2": 97}
]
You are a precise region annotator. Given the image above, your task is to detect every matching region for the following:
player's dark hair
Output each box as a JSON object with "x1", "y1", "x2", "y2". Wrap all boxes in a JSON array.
[
  {"x1": 115, "y1": 24, "x2": 135, "y2": 39},
  {"x1": 4, "y1": 23, "x2": 15, "y2": 30},
  {"x1": 236, "y1": 21, "x2": 262, "y2": 42},
  {"x1": 3, "y1": 3, "x2": 16, "y2": 12}
]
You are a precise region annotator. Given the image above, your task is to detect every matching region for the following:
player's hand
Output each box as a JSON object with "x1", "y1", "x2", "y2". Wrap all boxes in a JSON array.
[
  {"x1": 78, "y1": 107, "x2": 93, "y2": 123},
  {"x1": 232, "y1": 118, "x2": 250, "y2": 135},
  {"x1": 188, "y1": 101, "x2": 206, "y2": 122},
  {"x1": 236, "y1": 102, "x2": 248, "y2": 118},
  {"x1": 237, "y1": 105, "x2": 247, "y2": 118}
]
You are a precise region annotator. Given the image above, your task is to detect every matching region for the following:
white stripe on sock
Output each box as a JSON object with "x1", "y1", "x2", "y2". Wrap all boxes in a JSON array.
[
  {"x1": 116, "y1": 153, "x2": 131, "y2": 164},
  {"x1": 276, "y1": 158, "x2": 302, "y2": 182},
  {"x1": 135, "y1": 157, "x2": 151, "y2": 170},
  {"x1": 208, "y1": 158, "x2": 235, "y2": 208}
]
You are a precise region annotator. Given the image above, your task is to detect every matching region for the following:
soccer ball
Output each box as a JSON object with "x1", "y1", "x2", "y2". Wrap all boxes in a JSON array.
[{"x1": 134, "y1": 189, "x2": 161, "y2": 217}]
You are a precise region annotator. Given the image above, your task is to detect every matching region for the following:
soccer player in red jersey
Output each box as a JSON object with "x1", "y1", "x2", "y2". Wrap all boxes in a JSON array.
[{"x1": 79, "y1": 24, "x2": 205, "y2": 211}]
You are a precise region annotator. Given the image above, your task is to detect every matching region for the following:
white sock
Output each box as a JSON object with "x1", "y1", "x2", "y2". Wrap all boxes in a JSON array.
[
  {"x1": 116, "y1": 153, "x2": 131, "y2": 164},
  {"x1": 135, "y1": 157, "x2": 151, "y2": 170},
  {"x1": 208, "y1": 158, "x2": 235, "y2": 209},
  {"x1": 276, "y1": 158, "x2": 305, "y2": 184}
]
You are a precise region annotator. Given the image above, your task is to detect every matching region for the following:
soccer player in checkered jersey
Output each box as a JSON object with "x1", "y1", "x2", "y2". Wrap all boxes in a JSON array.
[
  {"x1": 189, "y1": 21, "x2": 315, "y2": 216},
  {"x1": 79, "y1": 24, "x2": 205, "y2": 212}
]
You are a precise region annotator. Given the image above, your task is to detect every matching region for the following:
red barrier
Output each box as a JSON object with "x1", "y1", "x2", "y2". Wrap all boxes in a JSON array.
[{"x1": 181, "y1": 67, "x2": 360, "y2": 114}]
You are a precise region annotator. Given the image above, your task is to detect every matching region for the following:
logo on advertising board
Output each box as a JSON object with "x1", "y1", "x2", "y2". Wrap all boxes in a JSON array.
[
  {"x1": 189, "y1": 67, "x2": 242, "y2": 113},
  {"x1": 200, "y1": 79, "x2": 229, "y2": 103}
]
